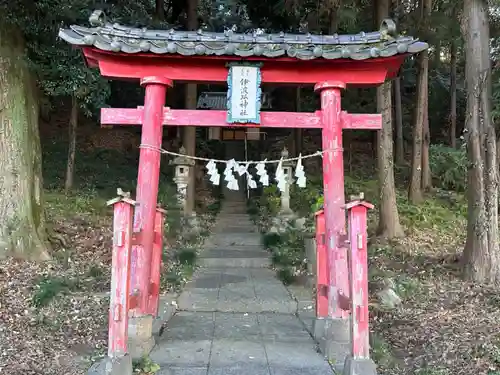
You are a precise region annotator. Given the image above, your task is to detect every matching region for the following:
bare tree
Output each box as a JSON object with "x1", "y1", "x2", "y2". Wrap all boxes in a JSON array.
[
  {"x1": 461, "y1": 0, "x2": 500, "y2": 284},
  {"x1": 375, "y1": 0, "x2": 404, "y2": 238},
  {"x1": 65, "y1": 96, "x2": 78, "y2": 192},
  {"x1": 0, "y1": 21, "x2": 50, "y2": 260},
  {"x1": 408, "y1": 0, "x2": 431, "y2": 203}
]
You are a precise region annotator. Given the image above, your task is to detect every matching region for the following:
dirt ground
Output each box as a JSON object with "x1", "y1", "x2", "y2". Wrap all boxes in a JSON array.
[{"x1": 369, "y1": 218, "x2": 500, "y2": 375}]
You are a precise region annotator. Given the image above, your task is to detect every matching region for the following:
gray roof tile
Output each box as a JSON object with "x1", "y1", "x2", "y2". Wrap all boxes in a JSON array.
[{"x1": 58, "y1": 10, "x2": 428, "y2": 61}]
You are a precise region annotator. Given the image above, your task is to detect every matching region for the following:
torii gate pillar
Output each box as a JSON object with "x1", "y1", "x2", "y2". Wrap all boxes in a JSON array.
[
  {"x1": 128, "y1": 76, "x2": 171, "y2": 357},
  {"x1": 313, "y1": 81, "x2": 351, "y2": 369}
]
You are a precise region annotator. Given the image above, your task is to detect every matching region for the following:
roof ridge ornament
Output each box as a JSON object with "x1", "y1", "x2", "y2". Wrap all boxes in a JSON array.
[
  {"x1": 89, "y1": 10, "x2": 106, "y2": 27},
  {"x1": 380, "y1": 19, "x2": 397, "y2": 39}
]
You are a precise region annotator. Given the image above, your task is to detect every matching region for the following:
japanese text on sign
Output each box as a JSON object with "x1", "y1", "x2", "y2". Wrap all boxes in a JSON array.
[{"x1": 227, "y1": 65, "x2": 260, "y2": 123}]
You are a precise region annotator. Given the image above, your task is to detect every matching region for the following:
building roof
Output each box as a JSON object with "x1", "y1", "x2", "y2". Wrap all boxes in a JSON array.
[{"x1": 58, "y1": 10, "x2": 428, "y2": 61}]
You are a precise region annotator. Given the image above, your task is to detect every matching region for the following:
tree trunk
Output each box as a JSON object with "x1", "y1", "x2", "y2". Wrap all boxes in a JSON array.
[
  {"x1": 462, "y1": 0, "x2": 500, "y2": 284},
  {"x1": 376, "y1": 0, "x2": 404, "y2": 238},
  {"x1": 394, "y1": 76, "x2": 404, "y2": 164},
  {"x1": 183, "y1": 0, "x2": 198, "y2": 214},
  {"x1": 155, "y1": 0, "x2": 165, "y2": 21},
  {"x1": 450, "y1": 38, "x2": 458, "y2": 148},
  {"x1": 0, "y1": 23, "x2": 50, "y2": 260},
  {"x1": 408, "y1": 0, "x2": 430, "y2": 203},
  {"x1": 421, "y1": 99, "x2": 431, "y2": 190},
  {"x1": 65, "y1": 96, "x2": 78, "y2": 192}
]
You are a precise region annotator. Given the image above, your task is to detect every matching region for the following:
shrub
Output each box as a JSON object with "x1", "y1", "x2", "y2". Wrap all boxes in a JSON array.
[{"x1": 429, "y1": 144, "x2": 467, "y2": 192}]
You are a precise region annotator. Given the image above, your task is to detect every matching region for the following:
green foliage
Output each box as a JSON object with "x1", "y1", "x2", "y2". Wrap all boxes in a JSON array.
[
  {"x1": 262, "y1": 232, "x2": 283, "y2": 248},
  {"x1": 32, "y1": 276, "x2": 81, "y2": 307},
  {"x1": 133, "y1": 356, "x2": 161, "y2": 375},
  {"x1": 264, "y1": 227, "x2": 306, "y2": 284},
  {"x1": 176, "y1": 248, "x2": 197, "y2": 265},
  {"x1": 429, "y1": 144, "x2": 467, "y2": 192},
  {"x1": 370, "y1": 334, "x2": 396, "y2": 369}
]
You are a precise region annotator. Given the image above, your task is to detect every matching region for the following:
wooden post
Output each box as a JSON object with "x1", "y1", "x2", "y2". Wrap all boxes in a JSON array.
[
  {"x1": 131, "y1": 77, "x2": 172, "y2": 316},
  {"x1": 147, "y1": 207, "x2": 166, "y2": 317},
  {"x1": 314, "y1": 81, "x2": 349, "y2": 319},
  {"x1": 107, "y1": 197, "x2": 135, "y2": 357},
  {"x1": 315, "y1": 209, "x2": 328, "y2": 318},
  {"x1": 345, "y1": 196, "x2": 374, "y2": 359}
]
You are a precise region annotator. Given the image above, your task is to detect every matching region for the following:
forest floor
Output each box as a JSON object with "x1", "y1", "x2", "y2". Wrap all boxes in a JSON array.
[
  {"x1": 0, "y1": 192, "x2": 113, "y2": 375},
  {"x1": 0, "y1": 190, "x2": 214, "y2": 375},
  {"x1": 0, "y1": 119, "x2": 217, "y2": 375},
  {"x1": 356, "y1": 180, "x2": 500, "y2": 375}
]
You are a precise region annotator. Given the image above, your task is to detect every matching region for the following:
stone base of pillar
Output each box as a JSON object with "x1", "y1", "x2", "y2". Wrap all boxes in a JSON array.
[
  {"x1": 343, "y1": 357, "x2": 378, "y2": 375},
  {"x1": 128, "y1": 315, "x2": 155, "y2": 360},
  {"x1": 314, "y1": 317, "x2": 351, "y2": 372},
  {"x1": 88, "y1": 354, "x2": 132, "y2": 375}
]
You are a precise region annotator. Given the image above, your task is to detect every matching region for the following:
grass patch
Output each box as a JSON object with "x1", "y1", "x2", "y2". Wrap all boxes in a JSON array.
[
  {"x1": 32, "y1": 276, "x2": 82, "y2": 307},
  {"x1": 262, "y1": 232, "x2": 283, "y2": 249},
  {"x1": 133, "y1": 356, "x2": 161, "y2": 375},
  {"x1": 176, "y1": 248, "x2": 197, "y2": 265},
  {"x1": 370, "y1": 334, "x2": 397, "y2": 369},
  {"x1": 45, "y1": 189, "x2": 108, "y2": 220}
]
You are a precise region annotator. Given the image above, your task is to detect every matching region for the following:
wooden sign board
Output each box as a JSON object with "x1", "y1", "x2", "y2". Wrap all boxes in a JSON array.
[{"x1": 227, "y1": 64, "x2": 262, "y2": 124}]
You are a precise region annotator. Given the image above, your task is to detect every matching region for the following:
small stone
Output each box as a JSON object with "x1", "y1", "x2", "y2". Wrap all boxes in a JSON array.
[{"x1": 376, "y1": 287, "x2": 402, "y2": 309}]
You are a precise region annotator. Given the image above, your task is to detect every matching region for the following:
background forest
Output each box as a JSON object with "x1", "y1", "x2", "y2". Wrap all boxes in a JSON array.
[{"x1": 0, "y1": 0, "x2": 499, "y2": 374}]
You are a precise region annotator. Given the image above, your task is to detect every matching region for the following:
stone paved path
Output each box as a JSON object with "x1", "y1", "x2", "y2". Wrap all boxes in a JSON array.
[{"x1": 150, "y1": 195, "x2": 334, "y2": 375}]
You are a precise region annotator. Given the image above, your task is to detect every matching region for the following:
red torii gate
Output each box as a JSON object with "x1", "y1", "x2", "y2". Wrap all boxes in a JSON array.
[{"x1": 59, "y1": 10, "x2": 427, "y2": 375}]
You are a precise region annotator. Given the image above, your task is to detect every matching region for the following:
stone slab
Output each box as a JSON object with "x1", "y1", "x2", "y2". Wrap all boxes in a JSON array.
[
  {"x1": 157, "y1": 367, "x2": 208, "y2": 375},
  {"x1": 343, "y1": 357, "x2": 378, "y2": 375},
  {"x1": 200, "y1": 257, "x2": 270, "y2": 268},
  {"x1": 153, "y1": 294, "x2": 178, "y2": 337},
  {"x1": 210, "y1": 340, "x2": 267, "y2": 366},
  {"x1": 88, "y1": 355, "x2": 132, "y2": 375},
  {"x1": 208, "y1": 363, "x2": 271, "y2": 375},
  {"x1": 160, "y1": 312, "x2": 215, "y2": 341},
  {"x1": 150, "y1": 340, "x2": 212, "y2": 367},
  {"x1": 213, "y1": 312, "x2": 260, "y2": 341},
  {"x1": 264, "y1": 342, "x2": 329, "y2": 369}
]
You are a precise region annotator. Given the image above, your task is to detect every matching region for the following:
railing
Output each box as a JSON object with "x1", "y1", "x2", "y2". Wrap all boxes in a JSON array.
[
  {"x1": 315, "y1": 194, "x2": 373, "y2": 360},
  {"x1": 106, "y1": 194, "x2": 165, "y2": 359}
]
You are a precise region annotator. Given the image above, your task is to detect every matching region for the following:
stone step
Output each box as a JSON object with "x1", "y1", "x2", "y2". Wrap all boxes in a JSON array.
[
  {"x1": 200, "y1": 257, "x2": 270, "y2": 268},
  {"x1": 200, "y1": 247, "x2": 270, "y2": 268},
  {"x1": 210, "y1": 236, "x2": 261, "y2": 247}
]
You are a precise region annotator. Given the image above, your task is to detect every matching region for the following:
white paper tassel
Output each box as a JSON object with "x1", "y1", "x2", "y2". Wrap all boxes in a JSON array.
[
  {"x1": 237, "y1": 162, "x2": 249, "y2": 176},
  {"x1": 275, "y1": 158, "x2": 287, "y2": 192},
  {"x1": 206, "y1": 159, "x2": 221, "y2": 186},
  {"x1": 210, "y1": 173, "x2": 220, "y2": 186},
  {"x1": 206, "y1": 159, "x2": 216, "y2": 172},
  {"x1": 260, "y1": 174, "x2": 269, "y2": 186},
  {"x1": 255, "y1": 160, "x2": 269, "y2": 187},
  {"x1": 256, "y1": 160, "x2": 267, "y2": 176},
  {"x1": 295, "y1": 153, "x2": 306, "y2": 188},
  {"x1": 227, "y1": 178, "x2": 239, "y2": 190},
  {"x1": 223, "y1": 162, "x2": 234, "y2": 182},
  {"x1": 247, "y1": 174, "x2": 257, "y2": 189}
]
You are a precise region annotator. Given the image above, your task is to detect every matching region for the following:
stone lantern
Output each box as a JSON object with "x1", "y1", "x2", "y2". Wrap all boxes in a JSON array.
[
  {"x1": 279, "y1": 147, "x2": 295, "y2": 217},
  {"x1": 171, "y1": 146, "x2": 195, "y2": 212}
]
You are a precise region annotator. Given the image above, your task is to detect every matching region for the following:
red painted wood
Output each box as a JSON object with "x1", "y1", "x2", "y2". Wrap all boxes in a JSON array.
[
  {"x1": 108, "y1": 201, "x2": 134, "y2": 358},
  {"x1": 130, "y1": 78, "x2": 169, "y2": 317},
  {"x1": 83, "y1": 48, "x2": 405, "y2": 84},
  {"x1": 101, "y1": 108, "x2": 322, "y2": 128},
  {"x1": 101, "y1": 108, "x2": 382, "y2": 130},
  {"x1": 147, "y1": 210, "x2": 164, "y2": 317},
  {"x1": 315, "y1": 81, "x2": 350, "y2": 320},
  {"x1": 315, "y1": 210, "x2": 328, "y2": 318},
  {"x1": 341, "y1": 112, "x2": 382, "y2": 130},
  {"x1": 346, "y1": 202, "x2": 372, "y2": 359}
]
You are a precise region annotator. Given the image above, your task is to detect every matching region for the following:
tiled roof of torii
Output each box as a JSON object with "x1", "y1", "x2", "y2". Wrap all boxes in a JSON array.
[{"x1": 58, "y1": 10, "x2": 428, "y2": 61}]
